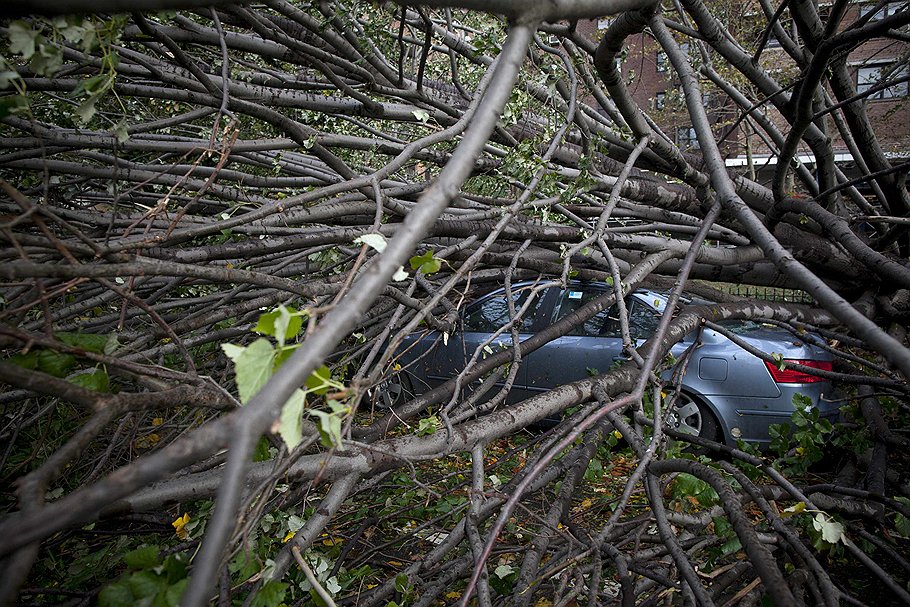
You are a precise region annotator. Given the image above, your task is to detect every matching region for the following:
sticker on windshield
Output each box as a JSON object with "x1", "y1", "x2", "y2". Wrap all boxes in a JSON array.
[{"x1": 568, "y1": 291, "x2": 583, "y2": 300}]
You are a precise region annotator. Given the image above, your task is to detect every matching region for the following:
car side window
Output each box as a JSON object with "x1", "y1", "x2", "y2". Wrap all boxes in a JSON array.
[
  {"x1": 551, "y1": 289, "x2": 620, "y2": 337},
  {"x1": 629, "y1": 298, "x2": 659, "y2": 339},
  {"x1": 463, "y1": 288, "x2": 537, "y2": 333}
]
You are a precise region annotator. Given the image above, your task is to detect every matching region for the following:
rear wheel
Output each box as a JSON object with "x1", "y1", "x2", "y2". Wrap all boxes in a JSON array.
[
  {"x1": 373, "y1": 373, "x2": 413, "y2": 409},
  {"x1": 669, "y1": 393, "x2": 721, "y2": 443}
]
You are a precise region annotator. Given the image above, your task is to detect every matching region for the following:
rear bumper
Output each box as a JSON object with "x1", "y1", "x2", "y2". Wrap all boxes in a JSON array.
[{"x1": 703, "y1": 385, "x2": 839, "y2": 447}]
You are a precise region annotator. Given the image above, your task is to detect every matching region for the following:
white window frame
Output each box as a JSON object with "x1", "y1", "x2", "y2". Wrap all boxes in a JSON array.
[{"x1": 857, "y1": 63, "x2": 910, "y2": 99}]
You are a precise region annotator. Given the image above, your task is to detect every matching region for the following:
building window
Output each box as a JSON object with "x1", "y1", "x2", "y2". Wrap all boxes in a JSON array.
[
  {"x1": 679, "y1": 42, "x2": 691, "y2": 60},
  {"x1": 676, "y1": 126, "x2": 700, "y2": 150},
  {"x1": 857, "y1": 64, "x2": 910, "y2": 99},
  {"x1": 654, "y1": 91, "x2": 666, "y2": 110},
  {"x1": 656, "y1": 51, "x2": 669, "y2": 72},
  {"x1": 859, "y1": 2, "x2": 902, "y2": 20}
]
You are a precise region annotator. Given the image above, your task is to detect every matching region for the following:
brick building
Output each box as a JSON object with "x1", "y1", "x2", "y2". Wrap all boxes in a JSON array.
[{"x1": 578, "y1": 1, "x2": 909, "y2": 188}]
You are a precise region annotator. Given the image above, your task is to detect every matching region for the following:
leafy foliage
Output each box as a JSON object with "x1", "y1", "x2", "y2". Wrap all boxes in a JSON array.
[
  {"x1": 769, "y1": 394, "x2": 834, "y2": 474},
  {"x1": 1, "y1": 1, "x2": 908, "y2": 605}
]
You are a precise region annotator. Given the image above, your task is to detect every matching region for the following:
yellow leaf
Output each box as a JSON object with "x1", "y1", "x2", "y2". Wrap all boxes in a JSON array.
[
  {"x1": 445, "y1": 592, "x2": 462, "y2": 599},
  {"x1": 781, "y1": 502, "x2": 807, "y2": 518},
  {"x1": 579, "y1": 497, "x2": 594, "y2": 509},
  {"x1": 151, "y1": 417, "x2": 164, "y2": 426},
  {"x1": 283, "y1": 531, "x2": 296, "y2": 543},
  {"x1": 534, "y1": 599, "x2": 553, "y2": 607},
  {"x1": 172, "y1": 513, "x2": 190, "y2": 540},
  {"x1": 612, "y1": 430, "x2": 623, "y2": 439},
  {"x1": 322, "y1": 537, "x2": 337, "y2": 546},
  {"x1": 135, "y1": 433, "x2": 160, "y2": 450}
]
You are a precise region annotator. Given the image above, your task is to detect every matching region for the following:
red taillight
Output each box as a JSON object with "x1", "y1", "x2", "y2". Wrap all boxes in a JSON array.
[{"x1": 763, "y1": 359, "x2": 832, "y2": 383}]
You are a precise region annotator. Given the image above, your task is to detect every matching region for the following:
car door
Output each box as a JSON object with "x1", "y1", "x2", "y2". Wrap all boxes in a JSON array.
[
  {"x1": 424, "y1": 285, "x2": 542, "y2": 401},
  {"x1": 523, "y1": 285, "x2": 627, "y2": 393}
]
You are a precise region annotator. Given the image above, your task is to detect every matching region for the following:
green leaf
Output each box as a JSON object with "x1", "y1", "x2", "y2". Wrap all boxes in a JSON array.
[
  {"x1": 162, "y1": 553, "x2": 187, "y2": 585},
  {"x1": 221, "y1": 343, "x2": 245, "y2": 360},
  {"x1": 126, "y1": 570, "x2": 165, "y2": 599},
  {"x1": 395, "y1": 573, "x2": 410, "y2": 593},
  {"x1": 273, "y1": 344, "x2": 298, "y2": 369},
  {"x1": 229, "y1": 551, "x2": 260, "y2": 580},
  {"x1": 417, "y1": 416, "x2": 438, "y2": 436},
  {"x1": 411, "y1": 108, "x2": 430, "y2": 122},
  {"x1": 275, "y1": 305, "x2": 301, "y2": 347},
  {"x1": 69, "y1": 368, "x2": 110, "y2": 392},
  {"x1": 98, "y1": 580, "x2": 134, "y2": 607},
  {"x1": 309, "y1": 407, "x2": 343, "y2": 449},
  {"x1": 114, "y1": 119, "x2": 130, "y2": 144},
  {"x1": 305, "y1": 364, "x2": 332, "y2": 395},
  {"x1": 0, "y1": 95, "x2": 28, "y2": 119},
  {"x1": 720, "y1": 536, "x2": 742, "y2": 556},
  {"x1": 0, "y1": 71, "x2": 21, "y2": 90},
  {"x1": 671, "y1": 473, "x2": 718, "y2": 507},
  {"x1": 253, "y1": 436, "x2": 273, "y2": 462},
  {"x1": 250, "y1": 581, "x2": 288, "y2": 607},
  {"x1": 493, "y1": 564, "x2": 515, "y2": 579},
  {"x1": 80, "y1": 27, "x2": 98, "y2": 53},
  {"x1": 894, "y1": 497, "x2": 910, "y2": 537},
  {"x1": 75, "y1": 95, "x2": 98, "y2": 125},
  {"x1": 123, "y1": 545, "x2": 160, "y2": 569},
  {"x1": 287, "y1": 514, "x2": 306, "y2": 532},
  {"x1": 278, "y1": 388, "x2": 306, "y2": 449},
  {"x1": 74, "y1": 73, "x2": 107, "y2": 96},
  {"x1": 254, "y1": 305, "x2": 303, "y2": 347},
  {"x1": 30, "y1": 43, "x2": 63, "y2": 76},
  {"x1": 104, "y1": 334, "x2": 120, "y2": 355},
  {"x1": 792, "y1": 393, "x2": 812, "y2": 408},
  {"x1": 408, "y1": 250, "x2": 441, "y2": 275},
  {"x1": 163, "y1": 578, "x2": 187, "y2": 607},
  {"x1": 221, "y1": 338, "x2": 275, "y2": 403},
  {"x1": 59, "y1": 20, "x2": 89, "y2": 43},
  {"x1": 8, "y1": 21, "x2": 37, "y2": 59},
  {"x1": 36, "y1": 349, "x2": 77, "y2": 377},
  {"x1": 56, "y1": 331, "x2": 108, "y2": 353},
  {"x1": 8, "y1": 350, "x2": 38, "y2": 369}
]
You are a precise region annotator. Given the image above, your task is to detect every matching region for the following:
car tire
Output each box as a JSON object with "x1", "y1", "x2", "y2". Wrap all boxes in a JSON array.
[
  {"x1": 669, "y1": 393, "x2": 721, "y2": 443},
  {"x1": 373, "y1": 372, "x2": 412, "y2": 409}
]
